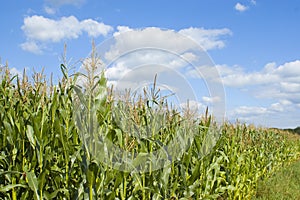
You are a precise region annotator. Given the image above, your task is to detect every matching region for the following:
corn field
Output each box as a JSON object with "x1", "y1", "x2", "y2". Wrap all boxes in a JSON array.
[{"x1": 0, "y1": 54, "x2": 300, "y2": 199}]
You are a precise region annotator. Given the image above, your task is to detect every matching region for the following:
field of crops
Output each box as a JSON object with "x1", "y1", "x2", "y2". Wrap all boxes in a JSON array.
[{"x1": 1, "y1": 55, "x2": 300, "y2": 199}]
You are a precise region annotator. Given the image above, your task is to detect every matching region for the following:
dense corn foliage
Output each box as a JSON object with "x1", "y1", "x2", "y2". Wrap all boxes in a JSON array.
[{"x1": 0, "y1": 58, "x2": 300, "y2": 199}]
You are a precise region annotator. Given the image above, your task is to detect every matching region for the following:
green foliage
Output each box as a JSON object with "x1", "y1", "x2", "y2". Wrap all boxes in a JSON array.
[{"x1": 0, "y1": 56, "x2": 299, "y2": 199}]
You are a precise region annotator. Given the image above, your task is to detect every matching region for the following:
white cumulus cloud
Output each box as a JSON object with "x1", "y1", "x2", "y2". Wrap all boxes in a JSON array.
[
  {"x1": 106, "y1": 26, "x2": 231, "y2": 60},
  {"x1": 216, "y1": 60, "x2": 300, "y2": 127},
  {"x1": 235, "y1": 3, "x2": 248, "y2": 12},
  {"x1": 100, "y1": 26, "x2": 230, "y2": 91},
  {"x1": 21, "y1": 15, "x2": 113, "y2": 54},
  {"x1": 20, "y1": 41, "x2": 43, "y2": 54},
  {"x1": 104, "y1": 26, "x2": 231, "y2": 67},
  {"x1": 186, "y1": 59, "x2": 300, "y2": 127},
  {"x1": 22, "y1": 15, "x2": 113, "y2": 42},
  {"x1": 218, "y1": 60, "x2": 300, "y2": 89}
]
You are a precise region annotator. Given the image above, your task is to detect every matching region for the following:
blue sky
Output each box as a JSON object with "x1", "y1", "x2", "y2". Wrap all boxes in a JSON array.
[{"x1": 1, "y1": 0, "x2": 300, "y2": 128}]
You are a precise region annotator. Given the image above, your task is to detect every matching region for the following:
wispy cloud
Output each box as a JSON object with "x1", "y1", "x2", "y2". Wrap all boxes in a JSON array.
[
  {"x1": 202, "y1": 96, "x2": 221, "y2": 103},
  {"x1": 235, "y1": 3, "x2": 249, "y2": 12},
  {"x1": 44, "y1": 0, "x2": 86, "y2": 14},
  {"x1": 250, "y1": 0, "x2": 256, "y2": 5},
  {"x1": 44, "y1": 6, "x2": 56, "y2": 15},
  {"x1": 45, "y1": 0, "x2": 85, "y2": 8},
  {"x1": 179, "y1": 27, "x2": 232, "y2": 50},
  {"x1": 9, "y1": 67, "x2": 24, "y2": 78},
  {"x1": 20, "y1": 15, "x2": 113, "y2": 54},
  {"x1": 228, "y1": 100, "x2": 298, "y2": 128},
  {"x1": 233, "y1": 106, "x2": 268, "y2": 116}
]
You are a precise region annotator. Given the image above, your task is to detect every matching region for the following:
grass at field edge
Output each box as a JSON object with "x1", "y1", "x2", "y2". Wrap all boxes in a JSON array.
[{"x1": 254, "y1": 159, "x2": 300, "y2": 200}]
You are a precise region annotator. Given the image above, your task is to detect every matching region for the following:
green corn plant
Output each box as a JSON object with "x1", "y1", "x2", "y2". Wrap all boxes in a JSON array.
[{"x1": 72, "y1": 41, "x2": 111, "y2": 200}]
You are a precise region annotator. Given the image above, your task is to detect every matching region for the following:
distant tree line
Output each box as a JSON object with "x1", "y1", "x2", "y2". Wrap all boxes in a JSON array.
[{"x1": 283, "y1": 127, "x2": 300, "y2": 135}]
